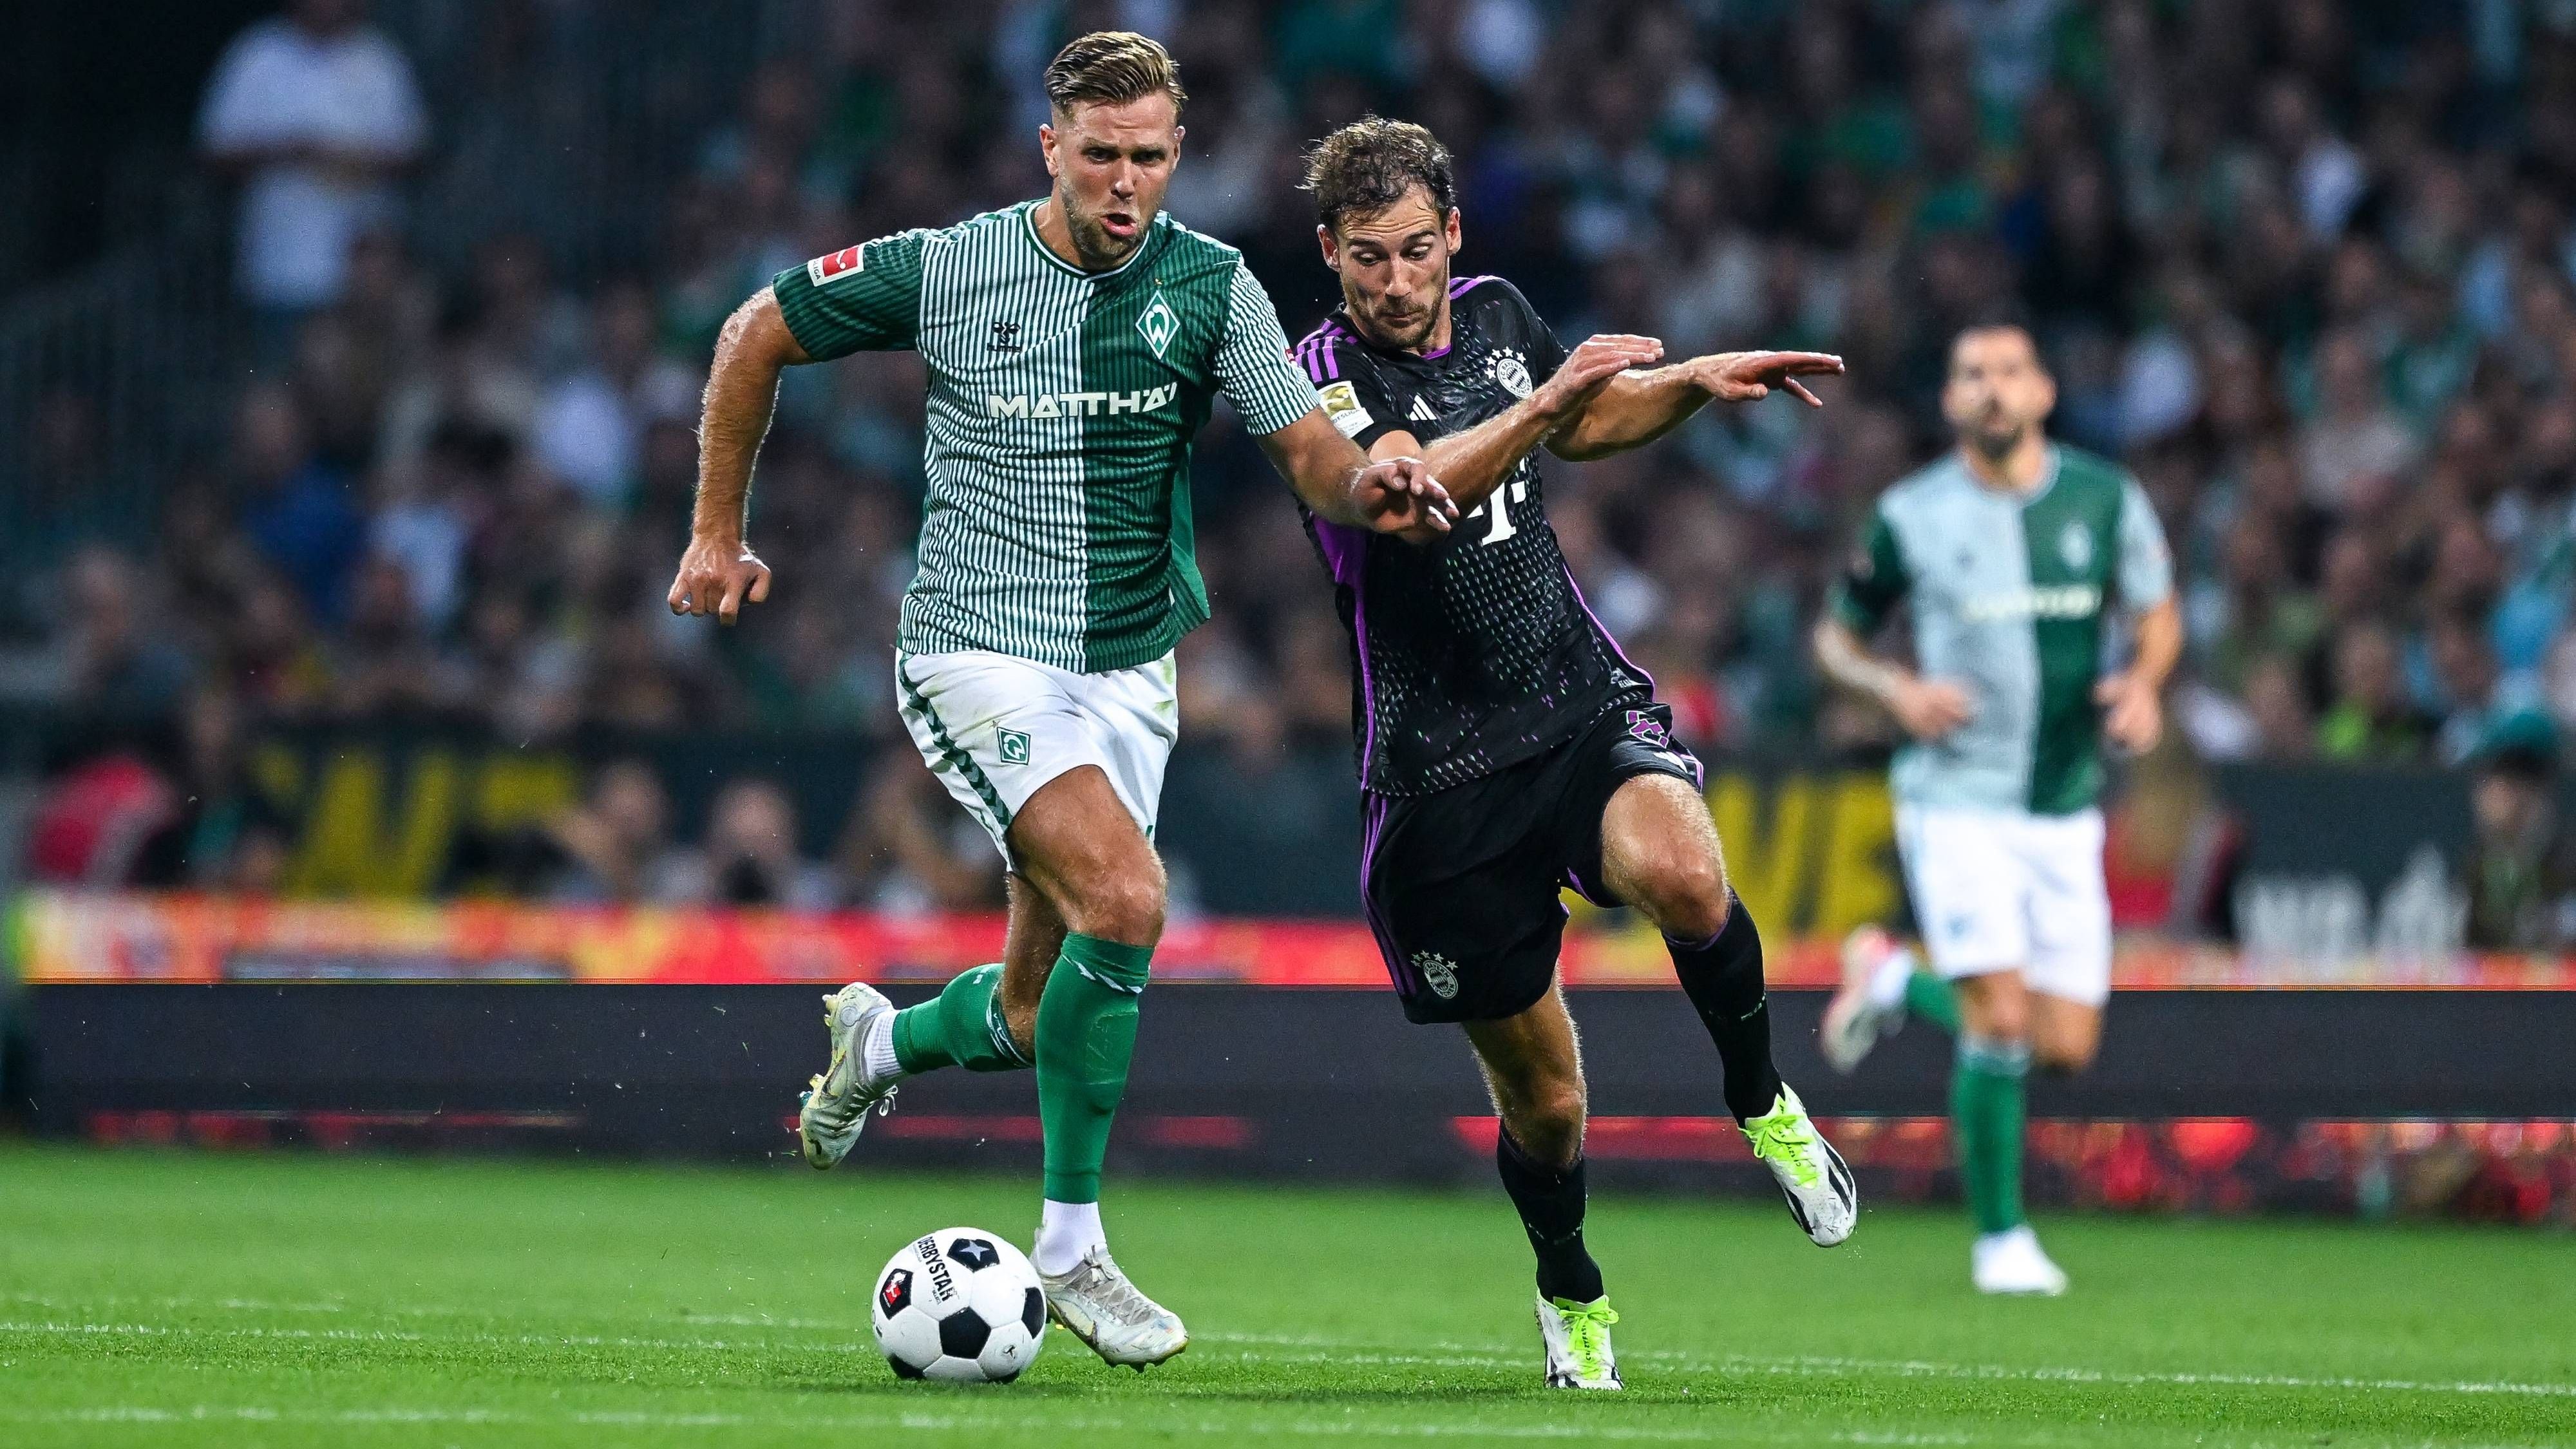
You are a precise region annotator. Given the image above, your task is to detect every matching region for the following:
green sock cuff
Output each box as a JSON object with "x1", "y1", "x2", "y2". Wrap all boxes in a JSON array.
[
  {"x1": 1904, "y1": 970, "x2": 1964, "y2": 1034},
  {"x1": 890, "y1": 1002, "x2": 939, "y2": 1075},
  {"x1": 1059, "y1": 933, "x2": 1153, "y2": 993}
]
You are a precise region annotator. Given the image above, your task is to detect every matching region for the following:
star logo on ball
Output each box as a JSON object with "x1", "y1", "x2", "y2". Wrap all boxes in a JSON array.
[{"x1": 947, "y1": 1237, "x2": 1001, "y2": 1270}]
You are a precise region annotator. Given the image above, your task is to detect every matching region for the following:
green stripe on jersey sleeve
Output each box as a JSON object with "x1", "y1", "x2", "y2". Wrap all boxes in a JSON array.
[
  {"x1": 1214, "y1": 263, "x2": 1320, "y2": 435},
  {"x1": 773, "y1": 231, "x2": 928, "y2": 360},
  {"x1": 1830, "y1": 507, "x2": 1911, "y2": 634}
]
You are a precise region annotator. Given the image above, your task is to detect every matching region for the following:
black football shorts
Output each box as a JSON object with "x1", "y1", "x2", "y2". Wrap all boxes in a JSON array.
[{"x1": 1359, "y1": 702, "x2": 1703, "y2": 1024}]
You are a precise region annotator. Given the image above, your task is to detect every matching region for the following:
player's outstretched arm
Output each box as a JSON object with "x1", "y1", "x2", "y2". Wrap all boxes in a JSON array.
[
  {"x1": 1371, "y1": 334, "x2": 1665, "y2": 516},
  {"x1": 669, "y1": 287, "x2": 810, "y2": 623},
  {"x1": 1551, "y1": 351, "x2": 1844, "y2": 461},
  {"x1": 1260, "y1": 410, "x2": 1459, "y2": 538}
]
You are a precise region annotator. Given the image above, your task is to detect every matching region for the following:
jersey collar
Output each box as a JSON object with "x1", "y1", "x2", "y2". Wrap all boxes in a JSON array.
[{"x1": 1019, "y1": 200, "x2": 1160, "y2": 283}]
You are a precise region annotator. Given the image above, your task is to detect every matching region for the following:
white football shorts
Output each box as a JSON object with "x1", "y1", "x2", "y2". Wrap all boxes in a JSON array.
[
  {"x1": 893, "y1": 648, "x2": 1179, "y2": 866},
  {"x1": 1894, "y1": 804, "x2": 2112, "y2": 1007}
]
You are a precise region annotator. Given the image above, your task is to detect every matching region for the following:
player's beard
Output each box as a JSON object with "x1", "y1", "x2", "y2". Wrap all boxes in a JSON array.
[
  {"x1": 1966, "y1": 413, "x2": 2027, "y2": 462},
  {"x1": 1356, "y1": 282, "x2": 1444, "y2": 352},
  {"x1": 1059, "y1": 189, "x2": 1143, "y2": 270}
]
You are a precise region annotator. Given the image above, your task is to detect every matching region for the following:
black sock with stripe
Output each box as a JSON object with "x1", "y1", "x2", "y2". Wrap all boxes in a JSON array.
[
  {"x1": 1669, "y1": 895, "x2": 1785, "y2": 1122},
  {"x1": 1496, "y1": 1128, "x2": 1604, "y2": 1304}
]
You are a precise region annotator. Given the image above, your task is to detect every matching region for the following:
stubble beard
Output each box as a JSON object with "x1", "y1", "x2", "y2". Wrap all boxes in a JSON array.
[{"x1": 1060, "y1": 187, "x2": 1141, "y2": 271}]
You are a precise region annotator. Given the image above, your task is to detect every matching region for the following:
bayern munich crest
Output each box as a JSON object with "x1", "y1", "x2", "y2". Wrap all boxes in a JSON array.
[{"x1": 1413, "y1": 951, "x2": 1461, "y2": 999}]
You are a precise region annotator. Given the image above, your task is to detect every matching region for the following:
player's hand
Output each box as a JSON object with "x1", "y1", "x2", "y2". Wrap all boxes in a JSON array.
[
  {"x1": 667, "y1": 534, "x2": 773, "y2": 624},
  {"x1": 1534, "y1": 334, "x2": 1664, "y2": 424},
  {"x1": 2096, "y1": 671, "x2": 2164, "y2": 753},
  {"x1": 1696, "y1": 351, "x2": 1845, "y2": 406},
  {"x1": 1352, "y1": 455, "x2": 1457, "y2": 538},
  {"x1": 1889, "y1": 676, "x2": 1974, "y2": 741}
]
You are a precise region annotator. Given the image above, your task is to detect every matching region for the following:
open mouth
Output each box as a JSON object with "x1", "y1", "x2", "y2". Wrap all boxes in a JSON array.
[{"x1": 1100, "y1": 211, "x2": 1139, "y2": 238}]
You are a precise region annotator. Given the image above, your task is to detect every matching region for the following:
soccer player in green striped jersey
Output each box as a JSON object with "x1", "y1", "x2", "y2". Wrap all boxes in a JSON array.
[
  {"x1": 667, "y1": 33, "x2": 1453, "y2": 1368},
  {"x1": 1812, "y1": 323, "x2": 2181, "y2": 1296}
]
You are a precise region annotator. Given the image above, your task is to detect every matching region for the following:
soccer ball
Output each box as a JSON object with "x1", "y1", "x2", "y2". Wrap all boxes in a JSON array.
[{"x1": 871, "y1": 1227, "x2": 1048, "y2": 1382}]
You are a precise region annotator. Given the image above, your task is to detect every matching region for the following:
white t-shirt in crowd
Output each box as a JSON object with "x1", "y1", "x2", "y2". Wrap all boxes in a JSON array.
[{"x1": 198, "y1": 19, "x2": 426, "y2": 309}]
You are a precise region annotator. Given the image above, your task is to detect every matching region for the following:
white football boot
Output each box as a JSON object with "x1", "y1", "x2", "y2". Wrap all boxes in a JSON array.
[
  {"x1": 797, "y1": 982, "x2": 898, "y2": 1169},
  {"x1": 1741, "y1": 1084, "x2": 1858, "y2": 1246},
  {"x1": 1972, "y1": 1226, "x2": 2069, "y2": 1296},
  {"x1": 1819, "y1": 925, "x2": 1908, "y2": 1074},
  {"x1": 1535, "y1": 1293, "x2": 1622, "y2": 1390},
  {"x1": 1039, "y1": 1244, "x2": 1188, "y2": 1369}
]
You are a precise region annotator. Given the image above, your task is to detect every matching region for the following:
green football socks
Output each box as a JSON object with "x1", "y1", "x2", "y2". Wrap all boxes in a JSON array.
[
  {"x1": 889, "y1": 963, "x2": 1031, "y2": 1075},
  {"x1": 1904, "y1": 969, "x2": 1964, "y2": 1034},
  {"x1": 1953, "y1": 1035, "x2": 2031, "y2": 1235},
  {"x1": 1036, "y1": 933, "x2": 1154, "y2": 1206}
]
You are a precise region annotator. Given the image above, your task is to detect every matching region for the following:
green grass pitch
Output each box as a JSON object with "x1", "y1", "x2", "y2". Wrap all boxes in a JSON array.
[{"x1": 3, "y1": 1146, "x2": 2571, "y2": 1447}]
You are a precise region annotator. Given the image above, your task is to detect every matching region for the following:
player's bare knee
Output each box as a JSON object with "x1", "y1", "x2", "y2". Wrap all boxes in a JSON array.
[
  {"x1": 1068, "y1": 870, "x2": 1164, "y2": 946},
  {"x1": 1508, "y1": 1085, "x2": 1586, "y2": 1170},
  {"x1": 1632, "y1": 852, "x2": 1730, "y2": 941}
]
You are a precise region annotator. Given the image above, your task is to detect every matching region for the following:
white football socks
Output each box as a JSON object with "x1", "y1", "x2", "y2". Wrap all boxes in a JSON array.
[
  {"x1": 860, "y1": 1012, "x2": 904, "y2": 1085},
  {"x1": 1033, "y1": 1200, "x2": 1106, "y2": 1276}
]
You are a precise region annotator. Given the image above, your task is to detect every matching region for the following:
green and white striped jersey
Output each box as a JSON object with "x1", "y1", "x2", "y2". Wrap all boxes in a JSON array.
[
  {"x1": 1830, "y1": 444, "x2": 2173, "y2": 815},
  {"x1": 772, "y1": 201, "x2": 1319, "y2": 672}
]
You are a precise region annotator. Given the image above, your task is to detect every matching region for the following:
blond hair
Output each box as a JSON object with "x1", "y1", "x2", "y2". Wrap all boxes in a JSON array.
[{"x1": 1043, "y1": 31, "x2": 1187, "y2": 117}]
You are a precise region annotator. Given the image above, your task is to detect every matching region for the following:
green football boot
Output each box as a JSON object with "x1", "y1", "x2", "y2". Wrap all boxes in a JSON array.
[{"x1": 1743, "y1": 1083, "x2": 1857, "y2": 1245}]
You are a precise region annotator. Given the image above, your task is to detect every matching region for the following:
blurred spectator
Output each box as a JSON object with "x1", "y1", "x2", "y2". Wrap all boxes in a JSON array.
[
  {"x1": 198, "y1": 0, "x2": 426, "y2": 330},
  {"x1": 660, "y1": 779, "x2": 837, "y2": 910},
  {"x1": 2318, "y1": 623, "x2": 2434, "y2": 762},
  {"x1": 232, "y1": 384, "x2": 365, "y2": 623},
  {"x1": 545, "y1": 760, "x2": 694, "y2": 904},
  {"x1": 2461, "y1": 712, "x2": 2576, "y2": 950},
  {"x1": 130, "y1": 688, "x2": 295, "y2": 891},
  {"x1": 837, "y1": 761, "x2": 1003, "y2": 914}
]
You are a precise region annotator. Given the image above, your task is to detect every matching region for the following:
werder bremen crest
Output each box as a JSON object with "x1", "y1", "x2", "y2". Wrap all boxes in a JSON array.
[{"x1": 1136, "y1": 292, "x2": 1179, "y2": 358}]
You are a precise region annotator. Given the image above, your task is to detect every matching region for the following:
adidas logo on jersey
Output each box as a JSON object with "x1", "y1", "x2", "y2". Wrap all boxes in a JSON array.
[
  {"x1": 987, "y1": 384, "x2": 1179, "y2": 420},
  {"x1": 1408, "y1": 395, "x2": 1437, "y2": 422}
]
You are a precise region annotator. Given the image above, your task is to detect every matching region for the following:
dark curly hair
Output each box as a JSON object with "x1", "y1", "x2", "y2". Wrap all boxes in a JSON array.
[{"x1": 1302, "y1": 116, "x2": 1457, "y2": 234}]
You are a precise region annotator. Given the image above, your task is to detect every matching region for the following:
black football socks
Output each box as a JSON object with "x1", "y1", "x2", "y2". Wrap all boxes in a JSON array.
[
  {"x1": 1495, "y1": 1128, "x2": 1604, "y2": 1304},
  {"x1": 1668, "y1": 895, "x2": 1786, "y2": 1123}
]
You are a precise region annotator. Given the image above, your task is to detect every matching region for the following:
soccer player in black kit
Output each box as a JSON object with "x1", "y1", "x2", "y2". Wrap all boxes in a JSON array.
[{"x1": 1293, "y1": 118, "x2": 1856, "y2": 1390}]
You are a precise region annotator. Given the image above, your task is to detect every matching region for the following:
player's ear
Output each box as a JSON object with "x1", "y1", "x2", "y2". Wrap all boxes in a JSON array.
[
  {"x1": 2034, "y1": 370, "x2": 2058, "y2": 420},
  {"x1": 1038, "y1": 122, "x2": 1059, "y2": 180},
  {"x1": 1316, "y1": 223, "x2": 1340, "y2": 272},
  {"x1": 1443, "y1": 207, "x2": 1462, "y2": 256}
]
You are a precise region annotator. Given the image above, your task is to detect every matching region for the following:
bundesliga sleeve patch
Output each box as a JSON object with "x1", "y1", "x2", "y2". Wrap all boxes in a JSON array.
[
  {"x1": 1318, "y1": 380, "x2": 1373, "y2": 440},
  {"x1": 806, "y1": 244, "x2": 866, "y2": 287}
]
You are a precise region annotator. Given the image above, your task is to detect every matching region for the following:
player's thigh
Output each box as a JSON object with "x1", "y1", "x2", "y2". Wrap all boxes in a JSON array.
[
  {"x1": 1596, "y1": 773, "x2": 1729, "y2": 928},
  {"x1": 1363, "y1": 784, "x2": 1565, "y2": 1026},
  {"x1": 1951, "y1": 967, "x2": 2033, "y2": 1043},
  {"x1": 1463, "y1": 986, "x2": 1587, "y2": 1155},
  {"x1": 1006, "y1": 764, "x2": 1164, "y2": 943},
  {"x1": 2017, "y1": 808, "x2": 2112, "y2": 1065},
  {"x1": 1897, "y1": 805, "x2": 2034, "y2": 980}
]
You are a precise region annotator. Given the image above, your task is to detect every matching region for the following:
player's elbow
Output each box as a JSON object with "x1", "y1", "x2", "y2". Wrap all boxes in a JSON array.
[{"x1": 719, "y1": 288, "x2": 806, "y2": 369}]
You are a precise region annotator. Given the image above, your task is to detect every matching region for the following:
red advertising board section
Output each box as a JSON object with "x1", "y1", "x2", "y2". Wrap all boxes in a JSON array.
[{"x1": 12, "y1": 889, "x2": 2575, "y2": 989}]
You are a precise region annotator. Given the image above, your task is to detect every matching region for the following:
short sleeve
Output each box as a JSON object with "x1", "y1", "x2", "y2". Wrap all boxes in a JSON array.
[
  {"x1": 1511, "y1": 285, "x2": 1569, "y2": 377},
  {"x1": 1215, "y1": 263, "x2": 1323, "y2": 437},
  {"x1": 772, "y1": 232, "x2": 928, "y2": 361},
  {"x1": 2115, "y1": 477, "x2": 2174, "y2": 609},
  {"x1": 1830, "y1": 506, "x2": 1911, "y2": 634},
  {"x1": 1296, "y1": 328, "x2": 1405, "y2": 451}
]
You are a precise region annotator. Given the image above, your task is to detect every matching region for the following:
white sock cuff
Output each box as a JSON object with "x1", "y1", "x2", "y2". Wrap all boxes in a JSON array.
[
  {"x1": 1033, "y1": 1199, "x2": 1107, "y2": 1276},
  {"x1": 861, "y1": 1014, "x2": 903, "y2": 1084}
]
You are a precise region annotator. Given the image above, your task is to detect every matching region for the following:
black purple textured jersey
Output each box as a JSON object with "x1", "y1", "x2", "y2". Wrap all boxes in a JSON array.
[{"x1": 1293, "y1": 275, "x2": 1653, "y2": 797}]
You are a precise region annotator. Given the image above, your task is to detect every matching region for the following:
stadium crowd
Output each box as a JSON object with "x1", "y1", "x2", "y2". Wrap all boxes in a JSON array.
[{"x1": 8, "y1": 0, "x2": 2576, "y2": 909}]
